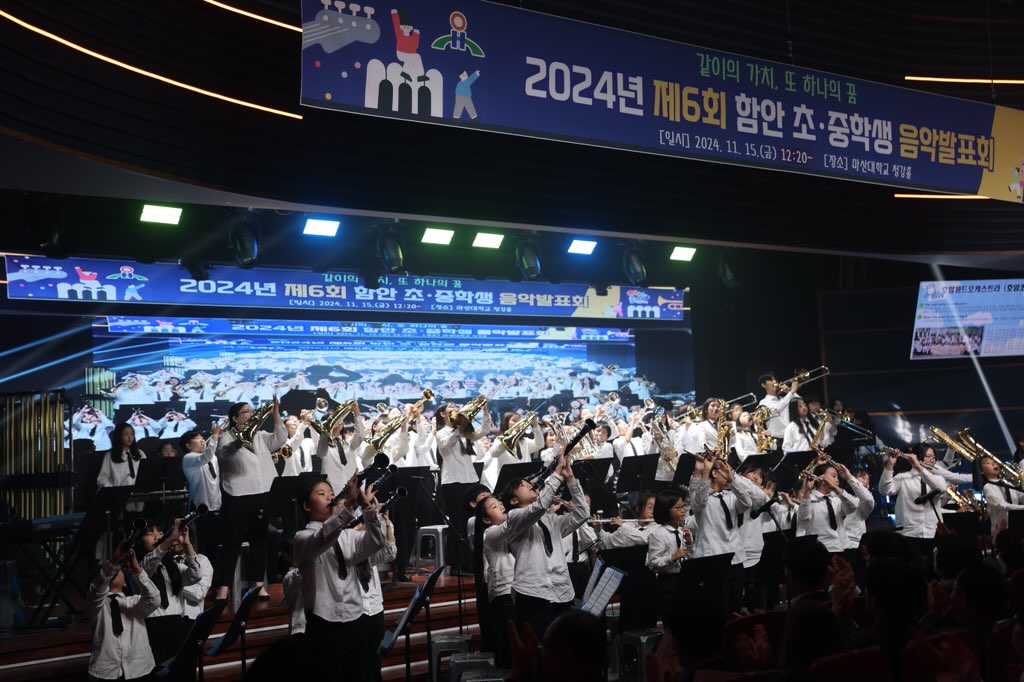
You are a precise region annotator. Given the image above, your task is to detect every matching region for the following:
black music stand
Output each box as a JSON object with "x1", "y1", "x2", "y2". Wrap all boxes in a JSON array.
[
  {"x1": 772, "y1": 451, "x2": 817, "y2": 492},
  {"x1": 672, "y1": 452, "x2": 698, "y2": 487},
  {"x1": 391, "y1": 466, "x2": 429, "y2": 582},
  {"x1": 571, "y1": 461, "x2": 617, "y2": 519},
  {"x1": 616, "y1": 454, "x2": 659, "y2": 495},
  {"x1": 494, "y1": 462, "x2": 540, "y2": 498},
  {"x1": 599, "y1": 545, "x2": 657, "y2": 630},
  {"x1": 943, "y1": 511, "x2": 986, "y2": 537},
  {"x1": 267, "y1": 475, "x2": 306, "y2": 541},
  {"x1": 134, "y1": 457, "x2": 187, "y2": 494},
  {"x1": 379, "y1": 565, "x2": 446, "y2": 680},
  {"x1": 30, "y1": 485, "x2": 135, "y2": 627},
  {"x1": 676, "y1": 553, "x2": 734, "y2": 598},
  {"x1": 1008, "y1": 509, "x2": 1024, "y2": 530},
  {"x1": 206, "y1": 585, "x2": 261, "y2": 678},
  {"x1": 157, "y1": 599, "x2": 229, "y2": 682}
]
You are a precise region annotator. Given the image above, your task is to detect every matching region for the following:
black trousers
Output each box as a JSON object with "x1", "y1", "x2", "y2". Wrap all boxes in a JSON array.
[
  {"x1": 216, "y1": 491, "x2": 268, "y2": 590},
  {"x1": 145, "y1": 614, "x2": 192, "y2": 676},
  {"x1": 490, "y1": 594, "x2": 515, "y2": 668},
  {"x1": 512, "y1": 590, "x2": 571, "y2": 640},
  {"x1": 475, "y1": 581, "x2": 495, "y2": 654},
  {"x1": 440, "y1": 482, "x2": 474, "y2": 570},
  {"x1": 905, "y1": 536, "x2": 937, "y2": 580},
  {"x1": 305, "y1": 611, "x2": 384, "y2": 682},
  {"x1": 391, "y1": 487, "x2": 416, "y2": 576}
]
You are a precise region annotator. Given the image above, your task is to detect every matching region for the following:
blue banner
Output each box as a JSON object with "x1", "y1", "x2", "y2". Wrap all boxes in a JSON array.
[
  {"x1": 103, "y1": 316, "x2": 634, "y2": 341},
  {"x1": 5, "y1": 255, "x2": 688, "y2": 322},
  {"x1": 299, "y1": 0, "x2": 1024, "y2": 202}
]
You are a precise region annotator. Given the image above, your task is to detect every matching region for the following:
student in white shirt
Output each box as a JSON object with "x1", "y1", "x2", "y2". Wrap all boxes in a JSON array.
[
  {"x1": 979, "y1": 454, "x2": 1024, "y2": 539},
  {"x1": 481, "y1": 413, "x2": 544, "y2": 490},
  {"x1": 213, "y1": 398, "x2": 286, "y2": 601},
  {"x1": 138, "y1": 520, "x2": 206, "y2": 669},
  {"x1": 437, "y1": 402, "x2": 493, "y2": 574},
  {"x1": 179, "y1": 428, "x2": 221, "y2": 559},
  {"x1": 757, "y1": 372, "x2": 801, "y2": 443},
  {"x1": 878, "y1": 447, "x2": 948, "y2": 577},
  {"x1": 795, "y1": 460, "x2": 872, "y2": 554},
  {"x1": 612, "y1": 414, "x2": 643, "y2": 463},
  {"x1": 317, "y1": 413, "x2": 363, "y2": 495},
  {"x1": 732, "y1": 411, "x2": 760, "y2": 460},
  {"x1": 74, "y1": 407, "x2": 115, "y2": 451},
  {"x1": 279, "y1": 414, "x2": 314, "y2": 477},
  {"x1": 475, "y1": 494, "x2": 517, "y2": 668},
  {"x1": 96, "y1": 422, "x2": 146, "y2": 490},
  {"x1": 294, "y1": 476, "x2": 393, "y2": 682},
  {"x1": 493, "y1": 450, "x2": 588, "y2": 641},
  {"x1": 782, "y1": 399, "x2": 818, "y2": 453},
  {"x1": 563, "y1": 494, "x2": 599, "y2": 599},
  {"x1": 598, "y1": 491, "x2": 656, "y2": 550},
  {"x1": 87, "y1": 546, "x2": 160, "y2": 681},
  {"x1": 842, "y1": 467, "x2": 876, "y2": 552},
  {"x1": 538, "y1": 429, "x2": 562, "y2": 467},
  {"x1": 688, "y1": 456, "x2": 765, "y2": 612},
  {"x1": 157, "y1": 411, "x2": 197, "y2": 441},
  {"x1": 645, "y1": 488, "x2": 691, "y2": 615}
]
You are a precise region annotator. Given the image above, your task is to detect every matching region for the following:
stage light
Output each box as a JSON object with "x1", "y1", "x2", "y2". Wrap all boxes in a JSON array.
[
  {"x1": 622, "y1": 245, "x2": 647, "y2": 285},
  {"x1": 140, "y1": 204, "x2": 182, "y2": 225},
  {"x1": 473, "y1": 232, "x2": 504, "y2": 249},
  {"x1": 670, "y1": 246, "x2": 697, "y2": 261},
  {"x1": 422, "y1": 227, "x2": 454, "y2": 245},
  {"x1": 893, "y1": 193, "x2": 989, "y2": 200},
  {"x1": 178, "y1": 257, "x2": 210, "y2": 281},
  {"x1": 226, "y1": 209, "x2": 261, "y2": 268},
  {"x1": 567, "y1": 239, "x2": 597, "y2": 255},
  {"x1": 377, "y1": 227, "x2": 405, "y2": 274},
  {"x1": 303, "y1": 218, "x2": 340, "y2": 236},
  {"x1": 514, "y1": 237, "x2": 541, "y2": 281}
]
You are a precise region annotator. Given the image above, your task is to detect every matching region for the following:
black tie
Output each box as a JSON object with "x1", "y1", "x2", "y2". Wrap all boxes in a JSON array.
[
  {"x1": 335, "y1": 438, "x2": 346, "y2": 466},
  {"x1": 153, "y1": 570, "x2": 169, "y2": 609},
  {"x1": 920, "y1": 478, "x2": 927, "y2": 499},
  {"x1": 538, "y1": 519, "x2": 554, "y2": 556},
  {"x1": 716, "y1": 493, "x2": 733, "y2": 530},
  {"x1": 207, "y1": 461, "x2": 217, "y2": 479},
  {"x1": 738, "y1": 508, "x2": 745, "y2": 528},
  {"x1": 463, "y1": 437, "x2": 474, "y2": 455},
  {"x1": 572, "y1": 527, "x2": 579, "y2": 561},
  {"x1": 515, "y1": 443, "x2": 523, "y2": 461},
  {"x1": 144, "y1": 427, "x2": 150, "y2": 438},
  {"x1": 334, "y1": 543, "x2": 369, "y2": 589},
  {"x1": 89, "y1": 425, "x2": 98, "y2": 437},
  {"x1": 824, "y1": 495, "x2": 838, "y2": 530},
  {"x1": 333, "y1": 543, "x2": 348, "y2": 580},
  {"x1": 127, "y1": 453, "x2": 136, "y2": 479},
  {"x1": 109, "y1": 595, "x2": 123, "y2": 636},
  {"x1": 630, "y1": 442, "x2": 638, "y2": 457},
  {"x1": 675, "y1": 530, "x2": 682, "y2": 549}
]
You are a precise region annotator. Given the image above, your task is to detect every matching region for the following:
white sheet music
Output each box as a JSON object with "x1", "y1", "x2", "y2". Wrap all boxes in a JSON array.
[
  {"x1": 581, "y1": 557, "x2": 605, "y2": 604},
  {"x1": 581, "y1": 565, "x2": 625, "y2": 617}
]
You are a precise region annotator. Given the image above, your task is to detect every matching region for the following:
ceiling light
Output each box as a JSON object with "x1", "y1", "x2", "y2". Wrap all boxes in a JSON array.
[
  {"x1": 226, "y1": 209, "x2": 261, "y2": 268},
  {"x1": 567, "y1": 239, "x2": 597, "y2": 255},
  {"x1": 140, "y1": 205, "x2": 182, "y2": 225},
  {"x1": 905, "y1": 76, "x2": 1024, "y2": 85},
  {"x1": 473, "y1": 232, "x2": 504, "y2": 249},
  {"x1": 303, "y1": 218, "x2": 340, "y2": 236},
  {"x1": 377, "y1": 227, "x2": 405, "y2": 274},
  {"x1": 422, "y1": 227, "x2": 454, "y2": 245},
  {"x1": 893, "y1": 193, "x2": 989, "y2": 200},
  {"x1": 514, "y1": 237, "x2": 542, "y2": 281},
  {"x1": 670, "y1": 246, "x2": 697, "y2": 261}
]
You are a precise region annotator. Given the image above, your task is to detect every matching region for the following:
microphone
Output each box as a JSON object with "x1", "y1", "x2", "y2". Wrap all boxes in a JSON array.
[
  {"x1": 914, "y1": 489, "x2": 942, "y2": 505},
  {"x1": 750, "y1": 495, "x2": 779, "y2": 519}
]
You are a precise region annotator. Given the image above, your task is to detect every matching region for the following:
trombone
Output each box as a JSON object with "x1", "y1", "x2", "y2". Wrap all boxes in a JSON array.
[
  {"x1": 777, "y1": 366, "x2": 829, "y2": 394},
  {"x1": 822, "y1": 408, "x2": 874, "y2": 440}
]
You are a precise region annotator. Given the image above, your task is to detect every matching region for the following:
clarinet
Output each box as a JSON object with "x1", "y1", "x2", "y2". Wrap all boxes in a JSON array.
[
  {"x1": 345, "y1": 487, "x2": 408, "y2": 529},
  {"x1": 529, "y1": 418, "x2": 598, "y2": 485}
]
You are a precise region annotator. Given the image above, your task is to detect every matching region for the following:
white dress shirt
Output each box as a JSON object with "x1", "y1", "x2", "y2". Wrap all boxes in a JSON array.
[
  {"x1": 87, "y1": 561, "x2": 160, "y2": 680},
  {"x1": 437, "y1": 413, "x2": 492, "y2": 485},
  {"x1": 281, "y1": 429, "x2": 317, "y2": 477},
  {"x1": 216, "y1": 423, "x2": 288, "y2": 496},
  {"x1": 482, "y1": 524, "x2": 517, "y2": 601},
  {"x1": 481, "y1": 427, "x2": 544, "y2": 490},
  {"x1": 879, "y1": 466, "x2": 949, "y2": 538},
  {"x1": 181, "y1": 553, "x2": 213, "y2": 619},
  {"x1": 75, "y1": 412, "x2": 115, "y2": 451},
  {"x1": 689, "y1": 421, "x2": 722, "y2": 455},
  {"x1": 282, "y1": 566, "x2": 306, "y2": 634},
  {"x1": 842, "y1": 481, "x2": 876, "y2": 549},
  {"x1": 159, "y1": 418, "x2": 197, "y2": 441},
  {"x1": 733, "y1": 430, "x2": 760, "y2": 461},
  {"x1": 489, "y1": 473, "x2": 588, "y2": 604},
  {"x1": 688, "y1": 474, "x2": 763, "y2": 565},
  {"x1": 141, "y1": 545, "x2": 203, "y2": 617},
  {"x1": 796, "y1": 488, "x2": 860, "y2": 553},
  {"x1": 782, "y1": 419, "x2": 816, "y2": 453},
  {"x1": 758, "y1": 392, "x2": 799, "y2": 439},
  {"x1": 613, "y1": 436, "x2": 642, "y2": 463},
  {"x1": 646, "y1": 524, "x2": 688, "y2": 575},
  {"x1": 181, "y1": 440, "x2": 221, "y2": 511},
  {"x1": 562, "y1": 522, "x2": 598, "y2": 564},
  {"x1": 294, "y1": 505, "x2": 390, "y2": 623},
  {"x1": 983, "y1": 480, "x2": 1024, "y2": 539},
  {"x1": 96, "y1": 450, "x2": 146, "y2": 489},
  {"x1": 598, "y1": 521, "x2": 650, "y2": 550},
  {"x1": 318, "y1": 432, "x2": 361, "y2": 495},
  {"x1": 933, "y1": 464, "x2": 973, "y2": 485}
]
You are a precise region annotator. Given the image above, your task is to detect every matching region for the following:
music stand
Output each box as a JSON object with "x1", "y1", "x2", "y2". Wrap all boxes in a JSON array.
[
  {"x1": 267, "y1": 475, "x2": 306, "y2": 541},
  {"x1": 157, "y1": 599, "x2": 229, "y2": 682},
  {"x1": 616, "y1": 454, "x2": 659, "y2": 495},
  {"x1": 676, "y1": 553, "x2": 734, "y2": 596},
  {"x1": 134, "y1": 457, "x2": 187, "y2": 494},
  {"x1": 599, "y1": 545, "x2": 657, "y2": 630},
  {"x1": 772, "y1": 451, "x2": 818, "y2": 492},
  {"x1": 30, "y1": 485, "x2": 134, "y2": 627},
  {"x1": 379, "y1": 565, "x2": 446, "y2": 680},
  {"x1": 943, "y1": 512, "x2": 986, "y2": 537},
  {"x1": 494, "y1": 462, "x2": 540, "y2": 498},
  {"x1": 572, "y1": 461, "x2": 617, "y2": 519},
  {"x1": 757, "y1": 527, "x2": 797, "y2": 592},
  {"x1": 206, "y1": 585, "x2": 261, "y2": 678},
  {"x1": 672, "y1": 452, "x2": 698, "y2": 488},
  {"x1": 1008, "y1": 509, "x2": 1024, "y2": 530}
]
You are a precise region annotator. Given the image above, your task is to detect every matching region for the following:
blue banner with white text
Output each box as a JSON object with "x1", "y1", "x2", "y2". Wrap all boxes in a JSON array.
[{"x1": 299, "y1": 0, "x2": 1024, "y2": 202}]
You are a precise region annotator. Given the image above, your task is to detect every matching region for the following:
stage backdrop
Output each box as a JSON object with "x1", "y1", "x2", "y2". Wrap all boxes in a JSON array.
[{"x1": 300, "y1": 0, "x2": 1024, "y2": 203}]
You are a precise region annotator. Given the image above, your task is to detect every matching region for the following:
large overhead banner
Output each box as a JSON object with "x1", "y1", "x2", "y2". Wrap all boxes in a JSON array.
[
  {"x1": 3, "y1": 255, "x2": 688, "y2": 322},
  {"x1": 299, "y1": 0, "x2": 1024, "y2": 203},
  {"x1": 911, "y1": 279, "x2": 1024, "y2": 359}
]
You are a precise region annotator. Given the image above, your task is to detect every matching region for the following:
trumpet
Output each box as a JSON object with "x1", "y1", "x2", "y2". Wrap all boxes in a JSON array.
[
  {"x1": 603, "y1": 364, "x2": 620, "y2": 373},
  {"x1": 120, "y1": 517, "x2": 148, "y2": 552},
  {"x1": 777, "y1": 366, "x2": 829, "y2": 394},
  {"x1": 597, "y1": 391, "x2": 619, "y2": 404}
]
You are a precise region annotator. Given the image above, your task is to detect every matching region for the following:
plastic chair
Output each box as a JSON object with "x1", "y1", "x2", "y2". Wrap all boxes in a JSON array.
[
  {"x1": 415, "y1": 525, "x2": 447, "y2": 572},
  {"x1": 808, "y1": 646, "x2": 892, "y2": 682},
  {"x1": 429, "y1": 633, "x2": 472, "y2": 682},
  {"x1": 447, "y1": 651, "x2": 494, "y2": 681}
]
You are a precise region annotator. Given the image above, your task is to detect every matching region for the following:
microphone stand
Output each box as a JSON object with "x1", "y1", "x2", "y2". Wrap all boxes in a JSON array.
[{"x1": 417, "y1": 479, "x2": 467, "y2": 635}]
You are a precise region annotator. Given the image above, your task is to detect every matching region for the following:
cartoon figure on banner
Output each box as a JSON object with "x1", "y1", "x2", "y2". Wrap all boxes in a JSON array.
[
  {"x1": 363, "y1": 8, "x2": 442, "y2": 117},
  {"x1": 453, "y1": 69, "x2": 480, "y2": 120},
  {"x1": 301, "y1": 0, "x2": 381, "y2": 54},
  {"x1": 74, "y1": 266, "x2": 99, "y2": 284},
  {"x1": 431, "y1": 11, "x2": 486, "y2": 57},
  {"x1": 1010, "y1": 159, "x2": 1023, "y2": 201},
  {"x1": 106, "y1": 265, "x2": 149, "y2": 282},
  {"x1": 124, "y1": 283, "x2": 146, "y2": 302}
]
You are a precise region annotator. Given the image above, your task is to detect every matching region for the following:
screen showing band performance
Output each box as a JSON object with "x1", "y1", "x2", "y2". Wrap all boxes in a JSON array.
[
  {"x1": 61, "y1": 315, "x2": 691, "y2": 451},
  {"x1": 911, "y1": 278, "x2": 1024, "y2": 360}
]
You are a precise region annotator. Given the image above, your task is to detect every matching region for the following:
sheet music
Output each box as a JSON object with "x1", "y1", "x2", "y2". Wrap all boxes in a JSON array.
[
  {"x1": 582, "y1": 556, "x2": 605, "y2": 604},
  {"x1": 581, "y1": 565, "x2": 625, "y2": 617}
]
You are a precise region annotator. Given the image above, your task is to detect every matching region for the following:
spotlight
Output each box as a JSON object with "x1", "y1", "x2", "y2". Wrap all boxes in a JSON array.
[
  {"x1": 226, "y1": 209, "x2": 261, "y2": 268},
  {"x1": 178, "y1": 257, "x2": 210, "y2": 281},
  {"x1": 376, "y1": 226, "x2": 405, "y2": 274},
  {"x1": 422, "y1": 227, "x2": 454, "y2": 245},
  {"x1": 567, "y1": 239, "x2": 597, "y2": 255},
  {"x1": 622, "y1": 245, "x2": 647, "y2": 285},
  {"x1": 303, "y1": 218, "x2": 341, "y2": 237},
  {"x1": 670, "y1": 246, "x2": 697, "y2": 261},
  {"x1": 140, "y1": 204, "x2": 182, "y2": 225},
  {"x1": 514, "y1": 236, "x2": 541, "y2": 281}
]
